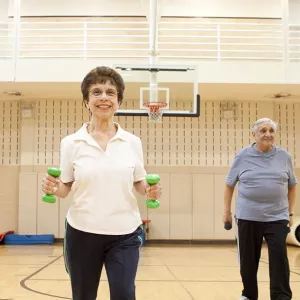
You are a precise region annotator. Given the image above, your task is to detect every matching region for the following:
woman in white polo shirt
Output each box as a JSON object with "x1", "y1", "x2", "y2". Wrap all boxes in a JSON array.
[{"x1": 41, "y1": 66, "x2": 162, "y2": 300}]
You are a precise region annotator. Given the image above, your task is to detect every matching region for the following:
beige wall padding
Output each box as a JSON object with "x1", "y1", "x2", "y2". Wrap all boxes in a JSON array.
[
  {"x1": 1, "y1": 99, "x2": 300, "y2": 239},
  {"x1": 0, "y1": 166, "x2": 19, "y2": 232},
  {"x1": 31, "y1": 99, "x2": 300, "y2": 167}
]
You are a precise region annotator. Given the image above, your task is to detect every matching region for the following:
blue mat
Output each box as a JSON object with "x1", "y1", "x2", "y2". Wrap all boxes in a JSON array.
[{"x1": 4, "y1": 234, "x2": 54, "y2": 245}]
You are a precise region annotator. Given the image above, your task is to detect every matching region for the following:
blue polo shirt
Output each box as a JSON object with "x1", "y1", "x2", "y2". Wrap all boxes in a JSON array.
[{"x1": 226, "y1": 143, "x2": 298, "y2": 222}]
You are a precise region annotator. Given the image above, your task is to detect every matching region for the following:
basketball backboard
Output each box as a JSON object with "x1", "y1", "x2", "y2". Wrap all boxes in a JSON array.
[{"x1": 112, "y1": 64, "x2": 200, "y2": 120}]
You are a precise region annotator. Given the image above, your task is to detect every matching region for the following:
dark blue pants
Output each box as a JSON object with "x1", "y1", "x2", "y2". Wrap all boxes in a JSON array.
[{"x1": 64, "y1": 222, "x2": 142, "y2": 300}]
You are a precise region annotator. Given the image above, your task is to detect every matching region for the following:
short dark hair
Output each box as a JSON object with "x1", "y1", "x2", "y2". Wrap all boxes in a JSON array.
[{"x1": 81, "y1": 66, "x2": 125, "y2": 105}]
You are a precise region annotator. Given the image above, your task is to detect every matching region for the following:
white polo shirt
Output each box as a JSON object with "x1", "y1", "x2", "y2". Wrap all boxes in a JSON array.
[{"x1": 59, "y1": 122, "x2": 147, "y2": 235}]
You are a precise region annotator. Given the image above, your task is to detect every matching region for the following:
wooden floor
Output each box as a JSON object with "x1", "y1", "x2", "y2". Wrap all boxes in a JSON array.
[{"x1": 1, "y1": 243, "x2": 300, "y2": 300}]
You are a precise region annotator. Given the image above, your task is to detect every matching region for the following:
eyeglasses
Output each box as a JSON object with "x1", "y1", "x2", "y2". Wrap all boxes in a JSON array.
[{"x1": 89, "y1": 88, "x2": 118, "y2": 99}]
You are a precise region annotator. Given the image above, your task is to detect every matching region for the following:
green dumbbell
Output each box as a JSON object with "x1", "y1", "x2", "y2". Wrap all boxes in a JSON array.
[
  {"x1": 42, "y1": 167, "x2": 61, "y2": 204},
  {"x1": 146, "y1": 174, "x2": 161, "y2": 209}
]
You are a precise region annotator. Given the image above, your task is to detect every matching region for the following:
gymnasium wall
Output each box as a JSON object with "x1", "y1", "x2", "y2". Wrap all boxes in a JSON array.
[
  {"x1": 9, "y1": 0, "x2": 282, "y2": 19},
  {"x1": 1, "y1": 98, "x2": 300, "y2": 240},
  {"x1": 289, "y1": 0, "x2": 300, "y2": 24},
  {"x1": 1, "y1": 0, "x2": 299, "y2": 240},
  {"x1": 1, "y1": 15, "x2": 299, "y2": 83},
  {"x1": 0, "y1": 0, "x2": 9, "y2": 22}
]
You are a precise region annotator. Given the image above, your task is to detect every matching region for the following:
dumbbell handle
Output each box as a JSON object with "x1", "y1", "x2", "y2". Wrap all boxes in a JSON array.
[
  {"x1": 42, "y1": 168, "x2": 61, "y2": 204},
  {"x1": 146, "y1": 174, "x2": 160, "y2": 209}
]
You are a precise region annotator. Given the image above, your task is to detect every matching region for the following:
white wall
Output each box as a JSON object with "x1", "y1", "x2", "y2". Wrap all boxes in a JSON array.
[
  {"x1": 10, "y1": 0, "x2": 147, "y2": 16},
  {"x1": 0, "y1": 0, "x2": 9, "y2": 21},
  {"x1": 160, "y1": 0, "x2": 282, "y2": 18},
  {"x1": 3, "y1": 60, "x2": 298, "y2": 84},
  {"x1": 9, "y1": 0, "x2": 282, "y2": 18},
  {"x1": 289, "y1": 0, "x2": 300, "y2": 24}
]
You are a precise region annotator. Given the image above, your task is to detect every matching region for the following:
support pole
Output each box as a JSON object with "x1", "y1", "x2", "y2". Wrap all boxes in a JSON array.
[
  {"x1": 281, "y1": 0, "x2": 289, "y2": 61},
  {"x1": 12, "y1": 0, "x2": 21, "y2": 81},
  {"x1": 148, "y1": 0, "x2": 159, "y2": 103}
]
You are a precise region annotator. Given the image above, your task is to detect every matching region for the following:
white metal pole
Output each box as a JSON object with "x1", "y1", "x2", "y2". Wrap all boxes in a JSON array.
[
  {"x1": 83, "y1": 22, "x2": 87, "y2": 59},
  {"x1": 217, "y1": 25, "x2": 221, "y2": 62},
  {"x1": 148, "y1": 0, "x2": 159, "y2": 103},
  {"x1": 281, "y1": 0, "x2": 289, "y2": 64},
  {"x1": 12, "y1": 0, "x2": 21, "y2": 81},
  {"x1": 149, "y1": 0, "x2": 158, "y2": 64}
]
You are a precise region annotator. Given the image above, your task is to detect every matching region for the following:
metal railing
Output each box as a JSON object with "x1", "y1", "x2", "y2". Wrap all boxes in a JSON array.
[
  {"x1": 0, "y1": 19, "x2": 299, "y2": 63},
  {"x1": 289, "y1": 24, "x2": 300, "y2": 61},
  {"x1": 158, "y1": 21, "x2": 284, "y2": 61},
  {"x1": 19, "y1": 20, "x2": 150, "y2": 59},
  {"x1": 0, "y1": 22, "x2": 13, "y2": 58}
]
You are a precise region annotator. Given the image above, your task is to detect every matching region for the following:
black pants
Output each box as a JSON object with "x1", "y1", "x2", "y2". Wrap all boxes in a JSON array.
[
  {"x1": 237, "y1": 219, "x2": 292, "y2": 300},
  {"x1": 64, "y1": 222, "x2": 143, "y2": 300}
]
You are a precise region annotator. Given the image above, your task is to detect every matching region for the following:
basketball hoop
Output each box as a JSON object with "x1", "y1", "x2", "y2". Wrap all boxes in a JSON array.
[{"x1": 143, "y1": 102, "x2": 167, "y2": 123}]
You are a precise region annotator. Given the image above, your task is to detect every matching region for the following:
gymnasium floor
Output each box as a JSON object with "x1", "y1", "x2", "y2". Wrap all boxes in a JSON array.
[{"x1": 1, "y1": 243, "x2": 300, "y2": 300}]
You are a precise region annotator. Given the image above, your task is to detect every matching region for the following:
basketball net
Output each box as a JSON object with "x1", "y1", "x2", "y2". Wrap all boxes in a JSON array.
[{"x1": 143, "y1": 102, "x2": 167, "y2": 123}]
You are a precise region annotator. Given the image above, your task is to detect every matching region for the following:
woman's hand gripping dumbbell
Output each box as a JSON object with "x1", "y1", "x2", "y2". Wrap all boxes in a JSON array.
[
  {"x1": 41, "y1": 168, "x2": 61, "y2": 203},
  {"x1": 145, "y1": 174, "x2": 162, "y2": 209}
]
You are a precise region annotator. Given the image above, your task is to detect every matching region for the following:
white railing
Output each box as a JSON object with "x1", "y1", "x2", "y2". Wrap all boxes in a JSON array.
[
  {"x1": 19, "y1": 20, "x2": 150, "y2": 59},
  {"x1": 0, "y1": 19, "x2": 299, "y2": 63},
  {"x1": 0, "y1": 22, "x2": 13, "y2": 58},
  {"x1": 289, "y1": 24, "x2": 300, "y2": 61},
  {"x1": 158, "y1": 21, "x2": 284, "y2": 61}
]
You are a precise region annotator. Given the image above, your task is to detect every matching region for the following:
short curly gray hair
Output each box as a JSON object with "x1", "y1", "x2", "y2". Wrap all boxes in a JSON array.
[{"x1": 252, "y1": 118, "x2": 278, "y2": 134}]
